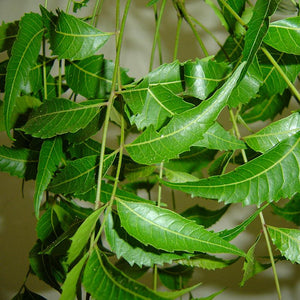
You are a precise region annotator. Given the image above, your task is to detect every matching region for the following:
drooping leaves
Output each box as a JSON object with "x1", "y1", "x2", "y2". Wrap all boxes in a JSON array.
[
  {"x1": 22, "y1": 98, "x2": 103, "y2": 138},
  {"x1": 65, "y1": 55, "x2": 133, "y2": 99},
  {"x1": 125, "y1": 63, "x2": 245, "y2": 165},
  {"x1": 162, "y1": 133, "x2": 300, "y2": 206},
  {"x1": 49, "y1": 10, "x2": 111, "y2": 60},
  {"x1": 264, "y1": 17, "x2": 300, "y2": 55},
  {"x1": 4, "y1": 13, "x2": 44, "y2": 138},
  {"x1": 34, "y1": 137, "x2": 63, "y2": 218},
  {"x1": 267, "y1": 226, "x2": 300, "y2": 263},
  {"x1": 117, "y1": 199, "x2": 245, "y2": 256}
]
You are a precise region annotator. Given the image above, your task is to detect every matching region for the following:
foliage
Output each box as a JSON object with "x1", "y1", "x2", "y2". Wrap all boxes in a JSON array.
[{"x1": 1, "y1": 0, "x2": 300, "y2": 299}]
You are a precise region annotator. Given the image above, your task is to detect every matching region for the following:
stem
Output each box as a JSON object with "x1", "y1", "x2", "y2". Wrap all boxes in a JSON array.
[
  {"x1": 66, "y1": 0, "x2": 72, "y2": 13},
  {"x1": 93, "y1": 0, "x2": 105, "y2": 27},
  {"x1": 204, "y1": 0, "x2": 229, "y2": 31},
  {"x1": 58, "y1": 60, "x2": 62, "y2": 97},
  {"x1": 44, "y1": 0, "x2": 48, "y2": 8},
  {"x1": 218, "y1": 0, "x2": 247, "y2": 28},
  {"x1": 153, "y1": 265, "x2": 158, "y2": 291},
  {"x1": 42, "y1": 37, "x2": 48, "y2": 100},
  {"x1": 259, "y1": 213, "x2": 282, "y2": 300},
  {"x1": 149, "y1": 0, "x2": 167, "y2": 72},
  {"x1": 175, "y1": 0, "x2": 209, "y2": 57},
  {"x1": 157, "y1": 162, "x2": 164, "y2": 207},
  {"x1": 261, "y1": 46, "x2": 300, "y2": 103},
  {"x1": 173, "y1": 15, "x2": 182, "y2": 60},
  {"x1": 94, "y1": 0, "x2": 132, "y2": 210}
]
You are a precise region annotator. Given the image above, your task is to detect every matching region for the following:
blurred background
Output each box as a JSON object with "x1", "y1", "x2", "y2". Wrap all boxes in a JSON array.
[{"x1": 0, "y1": 1, "x2": 299, "y2": 299}]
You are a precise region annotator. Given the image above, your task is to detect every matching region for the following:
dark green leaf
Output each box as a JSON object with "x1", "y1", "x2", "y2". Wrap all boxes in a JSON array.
[
  {"x1": 4, "y1": 13, "x2": 44, "y2": 138},
  {"x1": 22, "y1": 98, "x2": 103, "y2": 138},
  {"x1": 208, "y1": 151, "x2": 233, "y2": 176},
  {"x1": 264, "y1": 17, "x2": 300, "y2": 55},
  {"x1": 117, "y1": 200, "x2": 245, "y2": 256},
  {"x1": 272, "y1": 193, "x2": 300, "y2": 226},
  {"x1": 65, "y1": 55, "x2": 133, "y2": 99},
  {"x1": 124, "y1": 164, "x2": 157, "y2": 182},
  {"x1": 163, "y1": 133, "x2": 300, "y2": 206},
  {"x1": 0, "y1": 20, "x2": 19, "y2": 53},
  {"x1": 267, "y1": 226, "x2": 300, "y2": 263},
  {"x1": 12, "y1": 286, "x2": 47, "y2": 300},
  {"x1": 0, "y1": 60, "x2": 8, "y2": 93},
  {"x1": 50, "y1": 11, "x2": 111, "y2": 60},
  {"x1": 125, "y1": 63, "x2": 245, "y2": 165},
  {"x1": 68, "y1": 138, "x2": 101, "y2": 158},
  {"x1": 164, "y1": 168, "x2": 199, "y2": 183},
  {"x1": 73, "y1": 0, "x2": 90, "y2": 12}
]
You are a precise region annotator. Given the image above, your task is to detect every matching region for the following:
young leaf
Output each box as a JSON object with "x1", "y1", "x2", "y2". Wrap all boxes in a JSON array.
[
  {"x1": 105, "y1": 212, "x2": 192, "y2": 267},
  {"x1": 22, "y1": 98, "x2": 103, "y2": 138},
  {"x1": 0, "y1": 146, "x2": 38, "y2": 179},
  {"x1": 4, "y1": 13, "x2": 44, "y2": 138},
  {"x1": 83, "y1": 248, "x2": 167, "y2": 300},
  {"x1": 49, "y1": 11, "x2": 111, "y2": 60},
  {"x1": 164, "y1": 168, "x2": 199, "y2": 183},
  {"x1": 0, "y1": 20, "x2": 19, "y2": 52},
  {"x1": 67, "y1": 207, "x2": 105, "y2": 265},
  {"x1": 34, "y1": 137, "x2": 63, "y2": 218},
  {"x1": 162, "y1": 133, "x2": 300, "y2": 206},
  {"x1": 65, "y1": 55, "x2": 133, "y2": 99},
  {"x1": 117, "y1": 199, "x2": 245, "y2": 257},
  {"x1": 48, "y1": 152, "x2": 115, "y2": 195},
  {"x1": 125, "y1": 63, "x2": 245, "y2": 165},
  {"x1": 264, "y1": 17, "x2": 300, "y2": 55},
  {"x1": 244, "y1": 112, "x2": 300, "y2": 153},
  {"x1": 193, "y1": 122, "x2": 246, "y2": 151},
  {"x1": 272, "y1": 193, "x2": 300, "y2": 226},
  {"x1": 267, "y1": 226, "x2": 300, "y2": 263}
]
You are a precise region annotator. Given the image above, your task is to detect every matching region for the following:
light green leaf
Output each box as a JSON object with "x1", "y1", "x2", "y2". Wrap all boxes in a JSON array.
[
  {"x1": 117, "y1": 200, "x2": 245, "y2": 256},
  {"x1": 61, "y1": 253, "x2": 89, "y2": 300},
  {"x1": 184, "y1": 58, "x2": 230, "y2": 99},
  {"x1": 105, "y1": 212, "x2": 192, "y2": 267},
  {"x1": 191, "y1": 288, "x2": 226, "y2": 300},
  {"x1": 125, "y1": 164, "x2": 157, "y2": 182},
  {"x1": 164, "y1": 168, "x2": 199, "y2": 183},
  {"x1": 267, "y1": 225, "x2": 300, "y2": 263},
  {"x1": 22, "y1": 98, "x2": 103, "y2": 138},
  {"x1": 4, "y1": 13, "x2": 44, "y2": 138},
  {"x1": 194, "y1": 122, "x2": 246, "y2": 150},
  {"x1": 50, "y1": 11, "x2": 111, "y2": 60},
  {"x1": 0, "y1": 146, "x2": 38, "y2": 179},
  {"x1": 264, "y1": 17, "x2": 300, "y2": 55},
  {"x1": 34, "y1": 137, "x2": 63, "y2": 218},
  {"x1": 162, "y1": 133, "x2": 300, "y2": 206},
  {"x1": 0, "y1": 20, "x2": 19, "y2": 52},
  {"x1": 244, "y1": 113, "x2": 300, "y2": 153},
  {"x1": 67, "y1": 207, "x2": 105, "y2": 265},
  {"x1": 48, "y1": 152, "x2": 115, "y2": 195},
  {"x1": 125, "y1": 63, "x2": 245, "y2": 165},
  {"x1": 83, "y1": 248, "x2": 167, "y2": 300},
  {"x1": 65, "y1": 55, "x2": 133, "y2": 99}
]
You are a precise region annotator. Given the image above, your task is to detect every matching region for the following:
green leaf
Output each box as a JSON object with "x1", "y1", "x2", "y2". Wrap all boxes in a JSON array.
[
  {"x1": 48, "y1": 152, "x2": 115, "y2": 194},
  {"x1": 164, "y1": 168, "x2": 199, "y2": 183},
  {"x1": 264, "y1": 17, "x2": 300, "y2": 55},
  {"x1": 68, "y1": 138, "x2": 101, "y2": 158},
  {"x1": 125, "y1": 63, "x2": 245, "y2": 165},
  {"x1": 0, "y1": 60, "x2": 8, "y2": 93},
  {"x1": 272, "y1": 193, "x2": 300, "y2": 226},
  {"x1": 162, "y1": 133, "x2": 300, "y2": 206},
  {"x1": 0, "y1": 146, "x2": 38, "y2": 179},
  {"x1": 208, "y1": 151, "x2": 233, "y2": 176},
  {"x1": 244, "y1": 113, "x2": 300, "y2": 153},
  {"x1": 267, "y1": 226, "x2": 300, "y2": 263},
  {"x1": 191, "y1": 288, "x2": 226, "y2": 300},
  {"x1": 50, "y1": 11, "x2": 111, "y2": 60},
  {"x1": 65, "y1": 55, "x2": 133, "y2": 99},
  {"x1": 105, "y1": 212, "x2": 192, "y2": 267},
  {"x1": 0, "y1": 20, "x2": 19, "y2": 52},
  {"x1": 242, "y1": 0, "x2": 280, "y2": 70},
  {"x1": 117, "y1": 200, "x2": 245, "y2": 256},
  {"x1": 193, "y1": 122, "x2": 246, "y2": 150},
  {"x1": 12, "y1": 286, "x2": 47, "y2": 300},
  {"x1": 73, "y1": 0, "x2": 90, "y2": 12},
  {"x1": 125, "y1": 164, "x2": 157, "y2": 182},
  {"x1": 4, "y1": 13, "x2": 44, "y2": 138},
  {"x1": 181, "y1": 204, "x2": 229, "y2": 228},
  {"x1": 83, "y1": 248, "x2": 167, "y2": 300},
  {"x1": 34, "y1": 137, "x2": 63, "y2": 218},
  {"x1": 184, "y1": 58, "x2": 230, "y2": 99},
  {"x1": 61, "y1": 253, "x2": 89, "y2": 300},
  {"x1": 241, "y1": 235, "x2": 271, "y2": 286},
  {"x1": 67, "y1": 207, "x2": 105, "y2": 265},
  {"x1": 22, "y1": 98, "x2": 103, "y2": 138}
]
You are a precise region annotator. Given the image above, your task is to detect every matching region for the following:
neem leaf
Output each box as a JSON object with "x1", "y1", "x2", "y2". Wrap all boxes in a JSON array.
[
  {"x1": 162, "y1": 133, "x2": 300, "y2": 206},
  {"x1": 83, "y1": 248, "x2": 166, "y2": 300},
  {"x1": 73, "y1": 0, "x2": 90, "y2": 13},
  {"x1": 125, "y1": 63, "x2": 245, "y2": 165},
  {"x1": 34, "y1": 137, "x2": 63, "y2": 218},
  {"x1": 0, "y1": 20, "x2": 19, "y2": 52},
  {"x1": 264, "y1": 17, "x2": 300, "y2": 55},
  {"x1": 4, "y1": 13, "x2": 44, "y2": 138},
  {"x1": 22, "y1": 98, "x2": 103, "y2": 138},
  {"x1": 50, "y1": 11, "x2": 111, "y2": 60},
  {"x1": 117, "y1": 200, "x2": 245, "y2": 257},
  {"x1": 267, "y1": 226, "x2": 300, "y2": 263},
  {"x1": 65, "y1": 55, "x2": 133, "y2": 99},
  {"x1": 244, "y1": 113, "x2": 300, "y2": 153}
]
